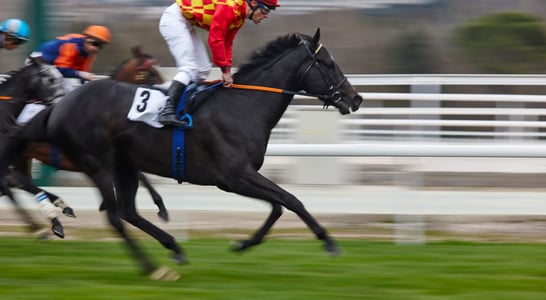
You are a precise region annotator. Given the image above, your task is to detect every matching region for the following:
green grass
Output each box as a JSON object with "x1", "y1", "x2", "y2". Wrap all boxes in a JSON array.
[{"x1": 0, "y1": 237, "x2": 545, "y2": 299}]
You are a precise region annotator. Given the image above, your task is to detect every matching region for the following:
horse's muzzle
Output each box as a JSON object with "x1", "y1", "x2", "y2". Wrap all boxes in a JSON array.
[
  {"x1": 352, "y1": 95, "x2": 363, "y2": 112},
  {"x1": 336, "y1": 99, "x2": 351, "y2": 115}
]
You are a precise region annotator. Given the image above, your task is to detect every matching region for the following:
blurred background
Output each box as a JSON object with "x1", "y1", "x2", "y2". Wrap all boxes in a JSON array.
[
  {"x1": 2, "y1": 1, "x2": 546, "y2": 239},
  {"x1": 1, "y1": 0, "x2": 545, "y2": 74}
]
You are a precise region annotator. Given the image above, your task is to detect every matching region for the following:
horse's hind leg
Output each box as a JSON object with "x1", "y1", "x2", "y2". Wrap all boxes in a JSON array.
[
  {"x1": 91, "y1": 168, "x2": 177, "y2": 278},
  {"x1": 222, "y1": 170, "x2": 341, "y2": 256},
  {"x1": 230, "y1": 203, "x2": 283, "y2": 251},
  {"x1": 119, "y1": 166, "x2": 185, "y2": 264},
  {"x1": 137, "y1": 172, "x2": 169, "y2": 222}
]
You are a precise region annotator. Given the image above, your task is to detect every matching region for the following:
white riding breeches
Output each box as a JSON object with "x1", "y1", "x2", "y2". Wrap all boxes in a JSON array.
[
  {"x1": 62, "y1": 78, "x2": 82, "y2": 94},
  {"x1": 159, "y1": 3, "x2": 212, "y2": 85}
]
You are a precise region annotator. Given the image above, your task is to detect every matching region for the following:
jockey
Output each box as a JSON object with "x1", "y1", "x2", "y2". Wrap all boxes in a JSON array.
[
  {"x1": 37, "y1": 25, "x2": 111, "y2": 93},
  {"x1": 158, "y1": 0, "x2": 280, "y2": 127},
  {"x1": 0, "y1": 18, "x2": 30, "y2": 52}
]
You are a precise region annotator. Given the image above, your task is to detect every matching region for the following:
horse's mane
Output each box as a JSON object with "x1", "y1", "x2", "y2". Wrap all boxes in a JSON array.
[
  {"x1": 0, "y1": 70, "x2": 18, "y2": 87},
  {"x1": 0, "y1": 69, "x2": 24, "y2": 134},
  {"x1": 235, "y1": 33, "x2": 312, "y2": 78}
]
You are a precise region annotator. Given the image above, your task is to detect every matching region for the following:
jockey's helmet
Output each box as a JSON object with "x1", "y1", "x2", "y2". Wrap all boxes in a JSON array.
[
  {"x1": 258, "y1": 0, "x2": 280, "y2": 9},
  {"x1": 0, "y1": 18, "x2": 31, "y2": 40},
  {"x1": 83, "y1": 25, "x2": 111, "y2": 43}
]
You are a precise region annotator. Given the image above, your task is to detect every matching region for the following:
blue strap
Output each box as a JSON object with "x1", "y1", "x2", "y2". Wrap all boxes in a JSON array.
[
  {"x1": 171, "y1": 130, "x2": 184, "y2": 183},
  {"x1": 170, "y1": 82, "x2": 220, "y2": 183},
  {"x1": 171, "y1": 88, "x2": 189, "y2": 183},
  {"x1": 50, "y1": 147, "x2": 61, "y2": 170}
]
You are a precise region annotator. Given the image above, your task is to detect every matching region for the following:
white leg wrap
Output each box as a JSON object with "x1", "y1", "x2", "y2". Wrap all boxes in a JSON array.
[
  {"x1": 53, "y1": 198, "x2": 68, "y2": 209},
  {"x1": 37, "y1": 194, "x2": 59, "y2": 219}
]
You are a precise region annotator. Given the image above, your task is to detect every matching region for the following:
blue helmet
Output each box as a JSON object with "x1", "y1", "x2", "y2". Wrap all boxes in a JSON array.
[{"x1": 0, "y1": 18, "x2": 31, "y2": 40}]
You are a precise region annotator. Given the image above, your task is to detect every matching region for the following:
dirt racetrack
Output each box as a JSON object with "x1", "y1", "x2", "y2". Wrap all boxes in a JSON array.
[{"x1": 1, "y1": 208, "x2": 545, "y2": 243}]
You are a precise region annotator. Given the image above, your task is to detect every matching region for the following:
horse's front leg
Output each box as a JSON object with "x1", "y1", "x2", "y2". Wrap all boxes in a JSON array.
[
  {"x1": 15, "y1": 158, "x2": 77, "y2": 218},
  {"x1": 7, "y1": 171, "x2": 65, "y2": 238},
  {"x1": 0, "y1": 177, "x2": 49, "y2": 239}
]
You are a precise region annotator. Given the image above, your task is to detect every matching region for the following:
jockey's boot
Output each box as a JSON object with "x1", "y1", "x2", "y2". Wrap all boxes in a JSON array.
[{"x1": 158, "y1": 81, "x2": 187, "y2": 127}]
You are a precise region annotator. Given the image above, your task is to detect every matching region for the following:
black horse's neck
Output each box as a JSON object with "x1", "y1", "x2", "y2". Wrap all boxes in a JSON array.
[
  {"x1": 0, "y1": 68, "x2": 34, "y2": 101},
  {"x1": 0, "y1": 70, "x2": 30, "y2": 133},
  {"x1": 234, "y1": 33, "x2": 312, "y2": 92},
  {"x1": 230, "y1": 34, "x2": 315, "y2": 132}
]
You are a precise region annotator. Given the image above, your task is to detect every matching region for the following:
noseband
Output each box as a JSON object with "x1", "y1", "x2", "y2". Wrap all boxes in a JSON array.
[{"x1": 296, "y1": 40, "x2": 347, "y2": 108}]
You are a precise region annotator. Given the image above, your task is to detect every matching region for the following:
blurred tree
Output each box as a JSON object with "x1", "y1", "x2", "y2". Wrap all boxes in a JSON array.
[
  {"x1": 455, "y1": 12, "x2": 546, "y2": 73},
  {"x1": 388, "y1": 30, "x2": 436, "y2": 73}
]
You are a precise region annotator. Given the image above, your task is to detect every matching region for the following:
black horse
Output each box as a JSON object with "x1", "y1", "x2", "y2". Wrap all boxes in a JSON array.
[
  {"x1": 18, "y1": 46, "x2": 170, "y2": 224},
  {"x1": 0, "y1": 29, "x2": 363, "y2": 279},
  {"x1": 1, "y1": 49, "x2": 169, "y2": 239},
  {"x1": 0, "y1": 56, "x2": 66, "y2": 237}
]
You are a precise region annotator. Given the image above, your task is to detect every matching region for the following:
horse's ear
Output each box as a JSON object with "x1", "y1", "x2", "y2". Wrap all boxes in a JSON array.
[
  {"x1": 26, "y1": 52, "x2": 46, "y2": 66},
  {"x1": 312, "y1": 28, "x2": 321, "y2": 44}
]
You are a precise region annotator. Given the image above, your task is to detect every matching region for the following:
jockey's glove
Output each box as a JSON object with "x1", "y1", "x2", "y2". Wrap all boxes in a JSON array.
[{"x1": 78, "y1": 71, "x2": 95, "y2": 81}]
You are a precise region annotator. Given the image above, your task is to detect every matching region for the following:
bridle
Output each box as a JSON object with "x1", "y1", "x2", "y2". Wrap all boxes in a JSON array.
[
  {"x1": 295, "y1": 39, "x2": 347, "y2": 108},
  {"x1": 230, "y1": 38, "x2": 348, "y2": 109}
]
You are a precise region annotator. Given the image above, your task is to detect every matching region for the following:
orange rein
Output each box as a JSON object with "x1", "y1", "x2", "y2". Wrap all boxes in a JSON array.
[
  {"x1": 230, "y1": 83, "x2": 283, "y2": 94},
  {"x1": 205, "y1": 80, "x2": 285, "y2": 94},
  {"x1": 0, "y1": 96, "x2": 13, "y2": 101}
]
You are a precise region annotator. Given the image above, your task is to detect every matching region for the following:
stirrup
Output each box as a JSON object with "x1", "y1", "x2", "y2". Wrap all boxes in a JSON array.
[
  {"x1": 159, "y1": 118, "x2": 188, "y2": 127},
  {"x1": 178, "y1": 113, "x2": 193, "y2": 129}
]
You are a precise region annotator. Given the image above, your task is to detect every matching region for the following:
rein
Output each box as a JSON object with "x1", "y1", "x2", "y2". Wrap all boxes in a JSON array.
[
  {"x1": 216, "y1": 39, "x2": 347, "y2": 106},
  {"x1": 230, "y1": 83, "x2": 344, "y2": 100},
  {"x1": 205, "y1": 80, "x2": 335, "y2": 99}
]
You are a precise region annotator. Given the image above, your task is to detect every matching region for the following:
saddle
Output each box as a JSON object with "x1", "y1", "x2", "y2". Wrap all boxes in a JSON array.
[{"x1": 180, "y1": 81, "x2": 222, "y2": 115}]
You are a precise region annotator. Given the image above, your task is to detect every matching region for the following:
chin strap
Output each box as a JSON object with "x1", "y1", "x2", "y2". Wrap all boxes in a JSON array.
[{"x1": 247, "y1": 1, "x2": 258, "y2": 20}]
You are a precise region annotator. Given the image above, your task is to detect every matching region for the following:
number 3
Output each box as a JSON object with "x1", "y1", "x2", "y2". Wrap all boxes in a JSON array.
[{"x1": 136, "y1": 90, "x2": 150, "y2": 112}]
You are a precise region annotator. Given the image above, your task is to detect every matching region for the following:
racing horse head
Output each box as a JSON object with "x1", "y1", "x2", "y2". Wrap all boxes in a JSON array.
[
  {"x1": 0, "y1": 55, "x2": 65, "y2": 133},
  {"x1": 110, "y1": 46, "x2": 165, "y2": 85}
]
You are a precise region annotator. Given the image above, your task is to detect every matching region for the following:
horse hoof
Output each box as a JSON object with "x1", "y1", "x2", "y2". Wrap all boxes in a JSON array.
[
  {"x1": 150, "y1": 266, "x2": 180, "y2": 281},
  {"x1": 51, "y1": 218, "x2": 65, "y2": 239},
  {"x1": 229, "y1": 240, "x2": 246, "y2": 252},
  {"x1": 171, "y1": 252, "x2": 188, "y2": 265},
  {"x1": 62, "y1": 207, "x2": 77, "y2": 218},
  {"x1": 325, "y1": 242, "x2": 342, "y2": 257},
  {"x1": 229, "y1": 239, "x2": 260, "y2": 252},
  {"x1": 157, "y1": 210, "x2": 169, "y2": 223}
]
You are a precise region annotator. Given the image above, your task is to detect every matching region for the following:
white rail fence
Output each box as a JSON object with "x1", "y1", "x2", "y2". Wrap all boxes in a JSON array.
[
  {"x1": 5, "y1": 72, "x2": 546, "y2": 186},
  {"x1": 261, "y1": 74, "x2": 546, "y2": 185}
]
